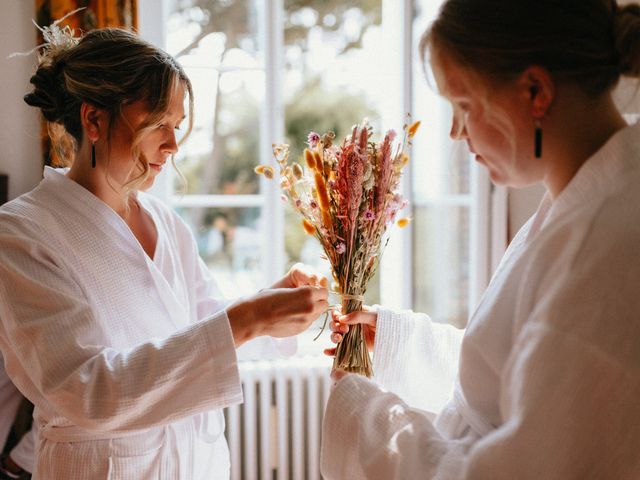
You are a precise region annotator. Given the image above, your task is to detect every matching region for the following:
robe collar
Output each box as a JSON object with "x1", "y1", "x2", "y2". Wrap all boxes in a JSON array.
[{"x1": 543, "y1": 121, "x2": 640, "y2": 228}]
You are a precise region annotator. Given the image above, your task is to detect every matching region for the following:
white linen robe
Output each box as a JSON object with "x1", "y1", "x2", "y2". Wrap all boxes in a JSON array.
[
  {"x1": 321, "y1": 121, "x2": 640, "y2": 479},
  {"x1": 0, "y1": 167, "x2": 243, "y2": 479}
]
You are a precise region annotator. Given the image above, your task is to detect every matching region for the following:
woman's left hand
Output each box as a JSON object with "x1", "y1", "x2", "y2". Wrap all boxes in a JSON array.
[{"x1": 271, "y1": 263, "x2": 328, "y2": 289}]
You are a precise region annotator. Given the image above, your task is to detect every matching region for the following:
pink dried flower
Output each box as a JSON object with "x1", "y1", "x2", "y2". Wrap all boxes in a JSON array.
[
  {"x1": 295, "y1": 199, "x2": 302, "y2": 208},
  {"x1": 387, "y1": 129, "x2": 397, "y2": 142},
  {"x1": 307, "y1": 132, "x2": 320, "y2": 147},
  {"x1": 336, "y1": 242, "x2": 346, "y2": 254},
  {"x1": 363, "y1": 210, "x2": 375, "y2": 221},
  {"x1": 310, "y1": 200, "x2": 318, "y2": 209}
]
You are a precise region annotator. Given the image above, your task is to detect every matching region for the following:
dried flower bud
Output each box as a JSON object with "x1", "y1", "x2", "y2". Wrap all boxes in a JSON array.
[
  {"x1": 292, "y1": 163, "x2": 304, "y2": 180},
  {"x1": 322, "y1": 132, "x2": 335, "y2": 148},
  {"x1": 263, "y1": 166, "x2": 275, "y2": 179},
  {"x1": 307, "y1": 132, "x2": 320, "y2": 148},
  {"x1": 321, "y1": 209, "x2": 332, "y2": 228},
  {"x1": 408, "y1": 121, "x2": 421, "y2": 139},
  {"x1": 400, "y1": 153, "x2": 410, "y2": 167},
  {"x1": 304, "y1": 149, "x2": 316, "y2": 170},
  {"x1": 255, "y1": 165, "x2": 275, "y2": 179},
  {"x1": 302, "y1": 219, "x2": 316, "y2": 235},
  {"x1": 314, "y1": 173, "x2": 330, "y2": 211},
  {"x1": 313, "y1": 151, "x2": 322, "y2": 172},
  {"x1": 397, "y1": 217, "x2": 411, "y2": 228}
]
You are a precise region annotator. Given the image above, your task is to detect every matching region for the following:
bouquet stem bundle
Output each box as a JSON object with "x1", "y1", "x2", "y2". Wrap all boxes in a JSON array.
[{"x1": 257, "y1": 119, "x2": 420, "y2": 377}]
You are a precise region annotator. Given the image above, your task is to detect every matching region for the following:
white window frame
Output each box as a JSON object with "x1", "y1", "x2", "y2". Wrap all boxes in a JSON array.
[{"x1": 139, "y1": 0, "x2": 506, "y2": 316}]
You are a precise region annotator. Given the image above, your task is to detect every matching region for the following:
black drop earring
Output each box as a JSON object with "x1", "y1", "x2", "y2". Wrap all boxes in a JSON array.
[
  {"x1": 91, "y1": 142, "x2": 96, "y2": 168},
  {"x1": 534, "y1": 120, "x2": 543, "y2": 159}
]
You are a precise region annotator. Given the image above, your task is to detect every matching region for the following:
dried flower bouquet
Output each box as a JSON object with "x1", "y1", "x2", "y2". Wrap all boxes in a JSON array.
[{"x1": 256, "y1": 119, "x2": 420, "y2": 377}]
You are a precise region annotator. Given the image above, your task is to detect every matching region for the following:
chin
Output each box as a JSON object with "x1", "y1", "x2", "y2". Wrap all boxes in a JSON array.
[{"x1": 140, "y1": 178, "x2": 156, "y2": 191}]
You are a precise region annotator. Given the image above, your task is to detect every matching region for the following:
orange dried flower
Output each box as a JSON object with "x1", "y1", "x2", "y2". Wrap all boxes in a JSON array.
[
  {"x1": 313, "y1": 151, "x2": 322, "y2": 172},
  {"x1": 314, "y1": 173, "x2": 330, "y2": 211},
  {"x1": 304, "y1": 149, "x2": 316, "y2": 170},
  {"x1": 302, "y1": 219, "x2": 316, "y2": 235},
  {"x1": 292, "y1": 163, "x2": 304, "y2": 179},
  {"x1": 321, "y1": 209, "x2": 332, "y2": 228},
  {"x1": 397, "y1": 217, "x2": 411, "y2": 228},
  {"x1": 408, "y1": 121, "x2": 421, "y2": 139},
  {"x1": 254, "y1": 165, "x2": 275, "y2": 179}
]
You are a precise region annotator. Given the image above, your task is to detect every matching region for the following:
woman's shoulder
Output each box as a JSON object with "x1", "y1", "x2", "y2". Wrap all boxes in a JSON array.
[{"x1": 0, "y1": 184, "x2": 51, "y2": 235}]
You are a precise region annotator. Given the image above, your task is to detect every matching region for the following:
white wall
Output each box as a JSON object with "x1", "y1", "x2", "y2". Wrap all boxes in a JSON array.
[{"x1": 0, "y1": 2, "x2": 41, "y2": 201}]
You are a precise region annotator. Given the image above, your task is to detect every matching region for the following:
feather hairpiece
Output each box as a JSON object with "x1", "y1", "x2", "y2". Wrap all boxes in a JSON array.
[{"x1": 7, "y1": 7, "x2": 84, "y2": 60}]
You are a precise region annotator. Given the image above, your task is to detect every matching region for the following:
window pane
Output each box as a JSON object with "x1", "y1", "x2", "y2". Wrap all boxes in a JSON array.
[
  {"x1": 412, "y1": 204, "x2": 470, "y2": 328},
  {"x1": 176, "y1": 206, "x2": 264, "y2": 296},
  {"x1": 167, "y1": 0, "x2": 264, "y2": 195},
  {"x1": 411, "y1": 0, "x2": 472, "y2": 328},
  {"x1": 167, "y1": 0, "x2": 261, "y2": 66},
  {"x1": 175, "y1": 67, "x2": 263, "y2": 194},
  {"x1": 283, "y1": 1, "x2": 383, "y2": 148}
]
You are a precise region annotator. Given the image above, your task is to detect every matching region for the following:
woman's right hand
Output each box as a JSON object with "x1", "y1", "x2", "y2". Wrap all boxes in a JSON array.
[
  {"x1": 323, "y1": 306, "x2": 378, "y2": 357},
  {"x1": 227, "y1": 286, "x2": 329, "y2": 347}
]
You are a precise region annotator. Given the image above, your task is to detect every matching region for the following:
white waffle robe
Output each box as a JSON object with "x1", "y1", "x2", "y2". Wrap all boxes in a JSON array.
[
  {"x1": 0, "y1": 167, "x2": 243, "y2": 479},
  {"x1": 322, "y1": 122, "x2": 640, "y2": 479}
]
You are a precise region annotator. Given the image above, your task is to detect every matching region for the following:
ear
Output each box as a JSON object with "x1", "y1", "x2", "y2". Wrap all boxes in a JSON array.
[
  {"x1": 517, "y1": 66, "x2": 555, "y2": 119},
  {"x1": 79, "y1": 103, "x2": 108, "y2": 143}
]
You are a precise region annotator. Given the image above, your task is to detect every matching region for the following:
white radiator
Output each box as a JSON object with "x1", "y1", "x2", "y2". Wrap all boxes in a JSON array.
[{"x1": 224, "y1": 356, "x2": 333, "y2": 480}]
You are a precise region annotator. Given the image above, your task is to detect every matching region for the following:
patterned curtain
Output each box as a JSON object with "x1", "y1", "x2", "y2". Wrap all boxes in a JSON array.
[{"x1": 35, "y1": 0, "x2": 138, "y2": 165}]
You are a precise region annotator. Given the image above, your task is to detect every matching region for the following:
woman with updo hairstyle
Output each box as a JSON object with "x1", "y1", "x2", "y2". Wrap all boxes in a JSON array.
[
  {"x1": 322, "y1": 1, "x2": 640, "y2": 478},
  {"x1": 0, "y1": 26, "x2": 329, "y2": 479}
]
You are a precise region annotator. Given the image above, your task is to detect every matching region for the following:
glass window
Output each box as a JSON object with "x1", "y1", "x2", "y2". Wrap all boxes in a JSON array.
[
  {"x1": 411, "y1": 1, "x2": 473, "y2": 327},
  {"x1": 163, "y1": 0, "x2": 486, "y2": 343}
]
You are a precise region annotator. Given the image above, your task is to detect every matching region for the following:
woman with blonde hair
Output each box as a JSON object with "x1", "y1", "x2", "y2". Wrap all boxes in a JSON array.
[
  {"x1": 0, "y1": 27, "x2": 328, "y2": 479},
  {"x1": 322, "y1": 0, "x2": 640, "y2": 478}
]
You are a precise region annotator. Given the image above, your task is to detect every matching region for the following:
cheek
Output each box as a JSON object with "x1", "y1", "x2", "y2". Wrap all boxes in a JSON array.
[
  {"x1": 140, "y1": 131, "x2": 164, "y2": 151},
  {"x1": 468, "y1": 115, "x2": 510, "y2": 153}
]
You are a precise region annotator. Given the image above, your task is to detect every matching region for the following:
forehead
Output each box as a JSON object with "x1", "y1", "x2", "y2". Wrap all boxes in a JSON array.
[
  {"x1": 122, "y1": 82, "x2": 187, "y2": 121},
  {"x1": 430, "y1": 46, "x2": 474, "y2": 99}
]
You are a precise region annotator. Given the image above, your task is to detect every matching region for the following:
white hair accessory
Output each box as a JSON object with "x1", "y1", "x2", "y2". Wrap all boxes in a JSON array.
[{"x1": 7, "y1": 7, "x2": 85, "y2": 60}]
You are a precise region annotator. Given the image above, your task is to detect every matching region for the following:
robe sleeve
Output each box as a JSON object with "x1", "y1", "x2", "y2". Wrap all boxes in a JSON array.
[
  {"x1": 0, "y1": 230, "x2": 242, "y2": 433},
  {"x1": 373, "y1": 307, "x2": 463, "y2": 413}
]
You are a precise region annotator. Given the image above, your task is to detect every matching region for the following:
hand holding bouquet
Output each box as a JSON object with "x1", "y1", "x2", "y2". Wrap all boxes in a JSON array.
[{"x1": 257, "y1": 119, "x2": 419, "y2": 377}]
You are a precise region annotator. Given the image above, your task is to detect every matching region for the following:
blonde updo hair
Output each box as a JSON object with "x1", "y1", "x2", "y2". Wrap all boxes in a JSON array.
[
  {"x1": 422, "y1": 0, "x2": 640, "y2": 96},
  {"x1": 24, "y1": 28, "x2": 193, "y2": 192}
]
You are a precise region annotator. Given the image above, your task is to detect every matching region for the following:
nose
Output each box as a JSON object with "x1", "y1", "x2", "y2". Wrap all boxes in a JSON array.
[
  {"x1": 162, "y1": 130, "x2": 179, "y2": 155},
  {"x1": 449, "y1": 111, "x2": 467, "y2": 140}
]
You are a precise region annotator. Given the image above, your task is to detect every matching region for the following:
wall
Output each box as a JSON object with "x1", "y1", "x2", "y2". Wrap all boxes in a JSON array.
[{"x1": 0, "y1": 2, "x2": 41, "y2": 201}]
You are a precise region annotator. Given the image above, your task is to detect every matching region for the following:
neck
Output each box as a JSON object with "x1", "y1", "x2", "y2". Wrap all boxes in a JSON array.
[
  {"x1": 542, "y1": 91, "x2": 627, "y2": 199},
  {"x1": 67, "y1": 145, "x2": 133, "y2": 217}
]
